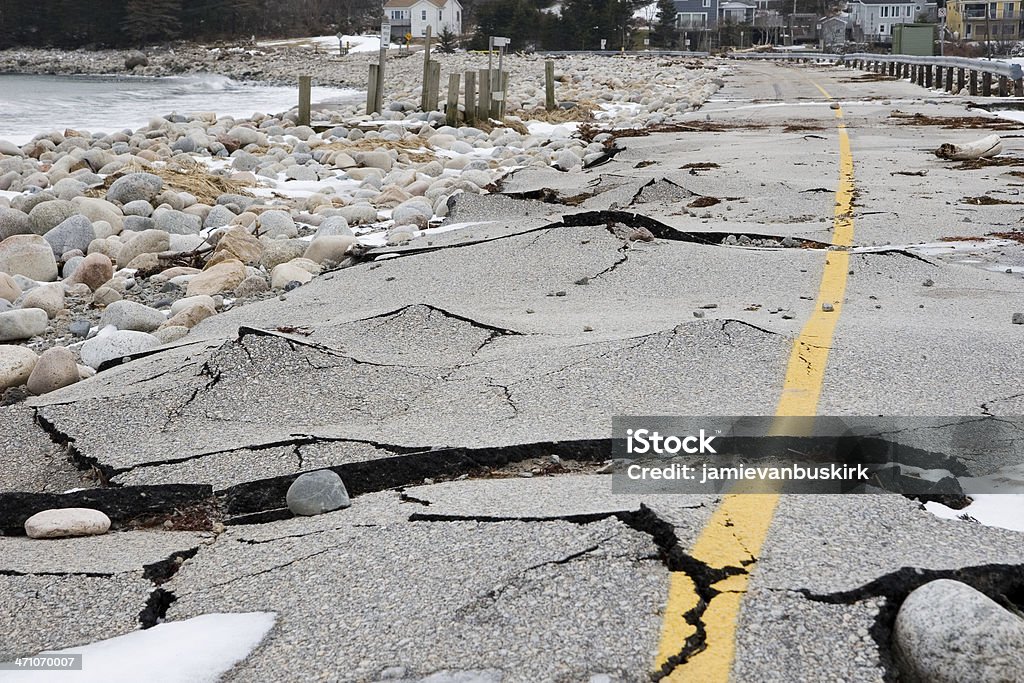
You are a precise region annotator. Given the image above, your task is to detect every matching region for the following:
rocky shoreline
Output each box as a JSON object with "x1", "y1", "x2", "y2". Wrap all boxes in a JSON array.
[{"x1": 0, "y1": 47, "x2": 725, "y2": 401}]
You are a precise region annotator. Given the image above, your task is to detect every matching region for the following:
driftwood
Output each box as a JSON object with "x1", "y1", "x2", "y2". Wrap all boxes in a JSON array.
[{"x1": 935, "y1": 134, "x2": 1003, "y2": 161}]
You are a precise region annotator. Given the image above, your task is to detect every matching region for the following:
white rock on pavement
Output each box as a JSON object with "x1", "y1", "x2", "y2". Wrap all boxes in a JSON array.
[
  {"x1": 80, "y1": 328, "x2": 162, "y2": 369},
  {"x1": 894, "y1": 579, "x2": 1024, "y2": 683},
  {"x1": 25, "y1": 508, "x2": 111, "y2": 539}
]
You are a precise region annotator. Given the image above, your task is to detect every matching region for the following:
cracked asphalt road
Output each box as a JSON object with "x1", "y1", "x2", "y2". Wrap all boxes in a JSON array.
[{"x1": 2, "y1": 60, "x2": 1024, "y2": 682}]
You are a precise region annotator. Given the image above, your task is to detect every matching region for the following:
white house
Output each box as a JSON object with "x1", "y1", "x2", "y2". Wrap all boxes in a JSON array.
[
  {"x1": 847, "y1": 0, "x2": 928, "y2": 43},
  {"x1": 384, "y1": 0, "x2": 463, "y2": 39}
]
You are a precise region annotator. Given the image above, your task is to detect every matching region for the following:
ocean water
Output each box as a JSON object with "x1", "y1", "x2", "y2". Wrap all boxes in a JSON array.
[{"x1": 0, "y1": 73, "x2": 364, "y2": 145}]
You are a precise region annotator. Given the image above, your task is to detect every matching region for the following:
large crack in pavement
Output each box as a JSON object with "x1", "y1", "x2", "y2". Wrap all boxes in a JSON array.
[
  {"x1": 405, "y1": 503, "x2": 734, "y2": 681},
  {"x1": 789, "y1": 563, "x2": 1024, "y2": 682}
]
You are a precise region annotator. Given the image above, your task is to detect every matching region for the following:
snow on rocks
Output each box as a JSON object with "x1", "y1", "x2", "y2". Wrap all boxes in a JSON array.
[{"x1": 24, "y1": 507, "x2": 111, "y2": 538}]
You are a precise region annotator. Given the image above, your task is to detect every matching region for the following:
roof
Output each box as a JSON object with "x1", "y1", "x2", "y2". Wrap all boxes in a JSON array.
[
  {"x1": 851, "y1": 0, "x2": 918, "y2": 4},
  {"x1": 384, "y1": 0, "x2": 454, "y2": 9}
]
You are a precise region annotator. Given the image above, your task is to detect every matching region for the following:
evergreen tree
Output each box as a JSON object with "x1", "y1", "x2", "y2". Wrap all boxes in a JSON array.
[
  {"x1": 651, "y1": 0, "x2": 678, "y2": 47},
  {"x1": 123, "y1": 0, "x2": 182, "y2": 44},
  {"x1": 437, "y1": 26, "x2": 459, "y2": 53}
]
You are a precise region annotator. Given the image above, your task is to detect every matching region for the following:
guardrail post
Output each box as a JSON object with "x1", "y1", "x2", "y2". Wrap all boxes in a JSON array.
[
  {"x1": 934, "y1": 66, "x2": 942, "y2": 89},
  {"x1": 917, "y1": 65, "x2": 926, "y2": 86},
  {"x1": 945, "y1": 67, "x2": 954, "y2": 92},
  {"x1": 888, "y1": 62, "x2": 895, "y2": 77},
  {"x1": 1015, "y1": 78, "x2": 1024, "y2": 97},
  {"x1": 925, "y1": 65, "x2": 934, "y2": 88},
  {"x1": 957, "y1": 68, "x2": 966, "y2": 92},
  {"x1": 970, "y1": 70, "x2": 978, "y2": 96},
  {"x1": 982, "y1": 71, "x2": 992, "y2": 96},
  {"x1": 998, "y1": 75, "x2": 1009, "y2": 97}
]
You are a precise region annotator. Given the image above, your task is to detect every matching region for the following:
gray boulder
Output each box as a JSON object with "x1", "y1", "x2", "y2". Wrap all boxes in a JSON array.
[
  {"x1": 153, "y1": 208, "x2": 202, "y2": 235},
  {"x1": 286, "y1": 470, "x2": 350, "y2": 516},
  {"x1": 257, "y1": 210, "x2": 297, "y2": 239},
  {"x1": 0, "y1": 208, "x2": 31, "y2": 240},
  {"x1": 0, "y1": 234, "x2": 59, "y2": 281},
  {"x1": 124, "y1": 51, "x2": 149, "y2": 70},
  {"x1": 106, "y1": 172, "x2": 163, "y2": 205},
  {"x1": 99, "y1": 300, "x2": 166, "y2": 332},
  {"x1": 894, "y1": 579, "x2": 1024, "y2": 683},
  {"x1": 28, "y1": 200, "x2": 76, "y2": 236},
  {"x1": 314, "y1": 216, "x2": 353, "y2": 238},
  {"x1": 122, "y1": 200, "x2": 154, "y2": 217},
  {"x1": 0, "y1": 308, "x2": 48, "y2": 342},
  {"x1": 44, "y1": 214, "x2": 95, "y2": 256},
  {"x1": 80, "y1": 329, "x2": 161, "y2": 369},
  {"x1": 203, "y1": 205, "x2": 236, "y2": 229},
  {"x1": 117, "y1": 229, "x2": 170, "y2": 268}
]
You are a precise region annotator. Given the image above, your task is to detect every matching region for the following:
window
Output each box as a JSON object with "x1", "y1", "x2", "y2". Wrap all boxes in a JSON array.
[
  {"x1": 878, "y1": 23, "x2": 886, "y2": 32},
  {"x1": 438, "y1": 10, "x2": 442, "y2": 20},
  {"x1": 906, "y1": 6, "x2": 912, "y2": 16},
  {"x1": 421, "y1": 9, "x2": 427, "y2": 20},
  {"x1": 677, "y1": 12, "x2": 708, "y2": 27},
  {"x1": 1005, "y1": 2, "x2": 1014, "y2": 17},
  {"x1": 703, "y1": 0, "x2": 710, "y2": 7},
  {"x1": 881, "y1": 6, "x2": 889, "y2": 17}
]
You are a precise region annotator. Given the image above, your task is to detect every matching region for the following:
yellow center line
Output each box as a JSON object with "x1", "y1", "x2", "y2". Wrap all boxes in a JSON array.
[{"x1": 654, "y1": 81, "x2": 855, "y2": 681}]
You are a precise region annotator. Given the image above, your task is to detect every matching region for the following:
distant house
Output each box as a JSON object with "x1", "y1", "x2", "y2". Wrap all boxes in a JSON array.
[
  {"x1": 848, "y1": 0, "x2": 929, "y2": 43},
  {"x1": 384, "y1": 0, "x2": 463, "y2": 39},
  {"x1": 819, "y1": 14, "x2": 850, "y2": 48},
  {"x1": 946, "y1": 0, "x2": 1023, "y2": 41}
]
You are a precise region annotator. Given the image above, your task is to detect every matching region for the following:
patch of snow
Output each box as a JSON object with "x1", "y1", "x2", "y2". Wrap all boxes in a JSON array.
[
  {"x1": 524, "y1": 121, "x2": 581, "y2": 138},
  {"x1": 852, "y1": 239, "x2": 1016, "y2": 257},
  {"x1": 992, "y1": 109, "x2": 1024, "y2": 124},
  {"x1": 926, "y1": 494, "x2": 1024, "y2": 533},
  {"x1": 258, "y1": 34, "x2": 399, "y2": 56},
  {"x1": 0, "y1": 612, "x2": 276, "y2": 683}
]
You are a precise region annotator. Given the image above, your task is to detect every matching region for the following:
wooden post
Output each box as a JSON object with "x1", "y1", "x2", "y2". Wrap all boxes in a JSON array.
[
  {"x1": 998, "y1": 75, "x2": 1009, "y2": 97},
  {"x1": 1015, "y1": 78, "x2": 1024, "y2": 97},
  {"x1": 945, "y1": 67, "x2": 953, "y2": 92},
  {"x1": 970, "y1": 70, "x2": 978, "y2": 96},
  {"x1": 376, "y1": 34, "x2": 386, "y2": 113},
  {"x1": 464, "y1": 70, "x2": 477, "y2": 124},
  {"x1": 426, "y1": 60, "x2": 441, "y2": 111},
  {"x1": 446, "y1": 73, "x2": 460, "y2": 126},
  {"x1": 934, "y1": 65, "x2": 942, "y2": 89},
  {"x1": 420, "y1": 25, "x2": 432, "y2": 111},
  {"x1": 545, "y1": 60, "x2": 556, "y2": 112},
  {"x1": 982, "y1": 71, "x2": 992, "y2": 96},
  {"x1": 298, "y1": 75, "x2": 311, "y2": 126},
  {"x1": 478, "y1": 69, "x2": 490, "y2": 122},
  {"x1": 957, "y1": 68, "x2": 966, "y2": 92},
  {"x1": 925, "y1": 65, "x2": 933, "y2": 88},
  {"x1": 498, "y1": 69, "x2": 509, "y2": 119},
  {"x1": 367, "y1": 64, "x2": 379, "y2": 114},
  {"x1": 888, "y1": 62, "x2": 895, "y2": 77}
]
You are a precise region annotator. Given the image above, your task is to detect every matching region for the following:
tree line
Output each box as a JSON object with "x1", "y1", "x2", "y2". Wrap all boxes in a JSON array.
[
  {"x1": 0, "y1": 0, "x2": 681, "y2": 50},
  {"x1": 0, "y1": 0, "x2": 387, "y2": 48}
]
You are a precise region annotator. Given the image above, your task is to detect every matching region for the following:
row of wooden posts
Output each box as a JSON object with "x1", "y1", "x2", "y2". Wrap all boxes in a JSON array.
[
  {"x1": 294, "y1": 27, "x2": 559, "y2": 129},
  {"x1": 849, "y1": 57, "x2": 1024, "y2": 98}
]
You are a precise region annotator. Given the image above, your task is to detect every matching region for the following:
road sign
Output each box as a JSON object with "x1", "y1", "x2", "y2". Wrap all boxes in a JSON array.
[
  {"x1": 405, "y1": 32, "x2": 412, "y2": 42},
  {"x1": 492, "y1": 37, "x2": 510, "y2": 47},
  {"x1": 938, "y1": 7, "x2": 946, "y2": 17},
  {"x1": 381, "y1": 22, "x2": 391, "y2": 45},
  {"x1": 600, "y1": 39, "x2": 607, "y2": 49}
]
